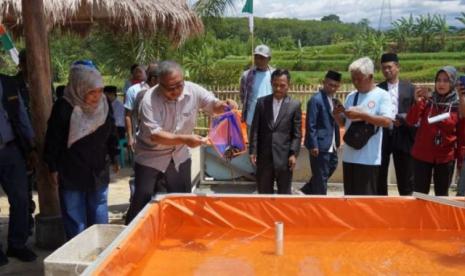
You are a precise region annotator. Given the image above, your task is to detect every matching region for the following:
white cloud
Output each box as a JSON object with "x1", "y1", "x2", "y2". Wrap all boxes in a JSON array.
[{"x1": 230, "y1": 0, "x2": 465, "y2": 27}]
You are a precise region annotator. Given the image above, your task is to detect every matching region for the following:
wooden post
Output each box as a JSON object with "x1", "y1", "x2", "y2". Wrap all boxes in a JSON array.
[{"x1": 22, "y1": 0, "x2": 60, "y2": 216}]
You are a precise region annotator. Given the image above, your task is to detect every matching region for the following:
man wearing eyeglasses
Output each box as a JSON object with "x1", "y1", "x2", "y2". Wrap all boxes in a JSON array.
[{"x1": 125, "y1": 61, "x2": 238, "y2": 224}]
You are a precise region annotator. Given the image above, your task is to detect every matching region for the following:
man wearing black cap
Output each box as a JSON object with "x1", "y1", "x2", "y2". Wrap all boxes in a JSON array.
[
  {"x1": 377, "y1": 53, "x2": 416, "y2": 195},
  {"x1": 301, "y1": 70, "x2": 342, "y2": 194}
]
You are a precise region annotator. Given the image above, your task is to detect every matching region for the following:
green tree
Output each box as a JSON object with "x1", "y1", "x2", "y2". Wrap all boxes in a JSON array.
[
  {"x1": 357, "y1": 18, "x2": 370, "y2": 30},
  {"x1": 434, "y1": 15, "x2": 448, "y2": 51},
  {"x1": 321, "y1": 14, "x2": 341, "y2": 23},
  {"x1": 193, "y1": 0, "x2": 236, "y2": 17},
  {"x1": 413, "y1": 14, "x2": 436, "y2": 52},
  {"x1": 456, "y1": 12, "x2": 465, "y2": 33},
  {"x1": 277, "y1": 35, "x2": 295, "y2": 50},
  {"x1": 389, "y1": 14, "x2": 414, "y2": 52},
  {"x1": 208, "y1": 17, "x2": 368, "y2": 47},
  {"x1": 183, "y1": 43, "x2": 216, "y2": 84},
  {"x1": 352, "y1": 30, "x2": 387, "y2": 67},
  {"x1": 331, "y1": 33, "x2": 344, "y2": 44},
  {"x1": 456, "y1": 12, "x2": 465, "y2": 26},
  {"x1": 293, "y1": 39, "x2": 305, "y2": 70}
]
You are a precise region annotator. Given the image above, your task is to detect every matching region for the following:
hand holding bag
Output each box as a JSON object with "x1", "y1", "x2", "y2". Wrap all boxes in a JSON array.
[{"x1": 343, "y1": 93, "x2": 378, "y2": 149}]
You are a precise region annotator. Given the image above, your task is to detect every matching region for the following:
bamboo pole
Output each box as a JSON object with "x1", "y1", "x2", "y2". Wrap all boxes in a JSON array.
[
  {"x1": 22, "y1": 0, "x2": 60, "y2": 216},
  {"x1": 251, "y1": 28, "x2": 254, "y2": 67}
]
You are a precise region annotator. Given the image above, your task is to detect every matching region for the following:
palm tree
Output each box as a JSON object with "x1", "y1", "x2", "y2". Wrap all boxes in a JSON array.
[
  {"x1": 352, "y1": 30, "x2": 387, "y2": 67},
  {"x1": 183, "y1": 42, "x2": 216, "y2": 84},
  {"x1": 181, "y1": 0, "x2": 237, "y2": 84},
  {"x1": 433, "y1": 15, "x2": 448, "y2": 51},
  {"x1": 456, "y1": 12, "x2": 465, "y2": 35},
  {"x1": 193, "y1": 0, "x2": 237, "y2": 17},
  {"x1": 456, "y1": 12, "x2": 465, "y2": 27},
  {"x1": 390, "y1": 14, "x2": 414, "y2": 52},
  {"x1": 413, "y1": 14, "x2": 436, "y2": 52}
]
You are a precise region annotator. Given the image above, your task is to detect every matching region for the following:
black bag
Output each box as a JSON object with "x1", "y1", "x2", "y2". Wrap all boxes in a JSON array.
[{"x1": 343, "y1": 93, "x2": 378, "y2": 149}]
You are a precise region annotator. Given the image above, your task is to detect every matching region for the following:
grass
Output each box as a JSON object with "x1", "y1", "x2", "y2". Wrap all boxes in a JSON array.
[{"x1": 291, "y1": 69, "x2": 440, "y2": 85}]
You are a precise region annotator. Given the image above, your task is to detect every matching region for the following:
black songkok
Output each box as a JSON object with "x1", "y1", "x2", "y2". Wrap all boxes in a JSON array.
[
  {"x1": 325, "y1": 70, "x2": 342, "y2": 82},
  {"x1": 381, "y1": 53, "x2": 399, "y2": 63},
  {"x1": 103, "y1": 85, "x2": 117, "y2": 94}
]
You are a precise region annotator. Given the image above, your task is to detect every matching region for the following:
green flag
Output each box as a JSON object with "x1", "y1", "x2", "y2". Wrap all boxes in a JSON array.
[
  {"x1": 242, "y1": 0, "x2": 253, "y2": 13},
  {"x1": 242, "y1": 0, "x2": 253, "y2": 33},
  {"x1": 0, "y1": 25, "x2": 19, "y2": 65}
]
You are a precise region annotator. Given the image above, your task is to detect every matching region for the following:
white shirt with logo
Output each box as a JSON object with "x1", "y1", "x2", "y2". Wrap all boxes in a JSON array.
[{"x1": 342, "y1": 87, "x2": 394, "y2": 165}]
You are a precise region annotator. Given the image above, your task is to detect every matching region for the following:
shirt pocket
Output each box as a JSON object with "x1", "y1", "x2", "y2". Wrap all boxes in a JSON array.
[{"x1": 177, "y1": 106, "x2": 196, "y2": 133}]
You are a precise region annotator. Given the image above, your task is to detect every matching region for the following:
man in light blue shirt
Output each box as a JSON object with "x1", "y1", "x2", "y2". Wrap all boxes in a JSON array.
[
  {"x1": 240, "y1": 45, "x2": 274, "y2": 129},
  {"x1": 246, "y1": 70, "x2": 272, "y2": 125},
  {"x1": 124, "y1": 63, "x2": 159, "y2": 152},
  {"x1": 333, "y1": 57, "x2": 394, "y2": 195}
]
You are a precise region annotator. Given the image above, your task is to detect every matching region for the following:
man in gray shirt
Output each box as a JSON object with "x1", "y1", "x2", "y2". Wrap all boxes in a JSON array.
[{"x1": 125, "y1": 61, "x2": 238, "y2": 224}]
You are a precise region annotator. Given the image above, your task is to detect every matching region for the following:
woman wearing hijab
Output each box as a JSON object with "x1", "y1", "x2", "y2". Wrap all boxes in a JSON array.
[
  {"x1": 406, "y1": 66, "x2": 465, "y2": 196},
  {"x1": 44, "y1": 61, "x2": 119, "y2": 239}
]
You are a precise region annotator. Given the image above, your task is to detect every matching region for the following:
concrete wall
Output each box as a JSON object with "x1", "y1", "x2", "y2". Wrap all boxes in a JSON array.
[
  {"x1": 199, "y1": 146, "x2": 397, "y2": 184},
  {"x1": 293, "y1": 146, "x2": 396, "y2": 184}
]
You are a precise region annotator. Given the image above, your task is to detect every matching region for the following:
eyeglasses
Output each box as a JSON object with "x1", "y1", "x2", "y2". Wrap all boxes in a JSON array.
[{"x1": 159, "y1": 81, "x2": 184, "y2": 92}]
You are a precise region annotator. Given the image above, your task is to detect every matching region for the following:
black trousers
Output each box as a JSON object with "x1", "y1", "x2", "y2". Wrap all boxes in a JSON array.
[
  {"x1": 301, "y1": 152, "x2": 338, "y2": 195},
  {"x1": 125, "y1": 159, "x2": 192, "y2": 224},
  {"x1": 116, "y1": 126, "x2": 126, "y2": 140},
  {"x1": 378, "y1": 129, "x2": 415, "y2": 195},
  {"x1": 413, "y1": 159, "x2": 454, "y2": 196},
  {"x1": 0, "y1": 143, "x2": 30, "y2": 249},
  {"x1": 256, "y1": 162, "x2": 292, "y2": 194},
  {"x1": 343, "y1": 162, "x2": 379, "y2": 195}
]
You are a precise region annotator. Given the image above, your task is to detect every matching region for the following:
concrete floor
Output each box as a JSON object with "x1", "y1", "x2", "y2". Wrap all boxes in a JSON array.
[{"x1": 0, "y1": 147, "x2": 460, "y2": 275}]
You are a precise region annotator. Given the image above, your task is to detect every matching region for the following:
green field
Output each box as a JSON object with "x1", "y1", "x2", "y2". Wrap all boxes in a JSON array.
[{"x1": 217, "y1": 47, "x2": 465, "y2": 85}]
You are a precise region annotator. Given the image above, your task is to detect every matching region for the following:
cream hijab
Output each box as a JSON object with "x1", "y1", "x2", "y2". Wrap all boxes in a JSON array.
[{"x1": 63, "y1": 64, "x2": 108, "y2": 148}]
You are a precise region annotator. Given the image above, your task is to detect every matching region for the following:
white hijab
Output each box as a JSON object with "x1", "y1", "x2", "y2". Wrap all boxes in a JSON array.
[{"x1": 63, "y1": 64, "x2": 108, "y2": 148}]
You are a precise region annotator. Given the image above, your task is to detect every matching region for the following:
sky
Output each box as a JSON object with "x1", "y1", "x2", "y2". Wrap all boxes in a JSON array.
[{"x1": 226, "y1": 0, "x2": 465, "y2": 28}]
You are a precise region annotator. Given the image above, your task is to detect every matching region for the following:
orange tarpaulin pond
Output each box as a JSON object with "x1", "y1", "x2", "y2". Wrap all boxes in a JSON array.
[{"x1": 90, "y1": 195, "x2": 465, "y2": 275}]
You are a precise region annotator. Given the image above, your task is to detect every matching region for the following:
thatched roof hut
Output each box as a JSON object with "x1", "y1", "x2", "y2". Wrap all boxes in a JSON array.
[
  {"x1": 0, "y1": 0, "x2": 203, "y2": 44},
  {"x1": 0, "y1": 1, "x2": 205, "y2": 243}
]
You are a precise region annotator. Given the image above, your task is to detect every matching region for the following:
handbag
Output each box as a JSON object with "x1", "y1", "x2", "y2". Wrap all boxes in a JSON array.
[{"x1": 343, "y1": 93, "x2": 378, "y2": 149}]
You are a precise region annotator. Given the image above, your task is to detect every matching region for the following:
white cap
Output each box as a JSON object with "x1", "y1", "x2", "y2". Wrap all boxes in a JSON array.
[{"x1": 254, "y1": 44, "x2": 271, "y2": 58}]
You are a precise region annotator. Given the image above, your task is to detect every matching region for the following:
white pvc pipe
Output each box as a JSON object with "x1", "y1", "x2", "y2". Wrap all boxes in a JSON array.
[{"x1": 275, "y1": 221, "x2": 284, "y2": 256}]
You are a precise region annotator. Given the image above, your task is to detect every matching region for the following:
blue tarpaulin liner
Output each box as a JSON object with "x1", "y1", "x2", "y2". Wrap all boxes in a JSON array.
[{"x1": 208, "y1": 111, "x2": 246, "y2": 159}]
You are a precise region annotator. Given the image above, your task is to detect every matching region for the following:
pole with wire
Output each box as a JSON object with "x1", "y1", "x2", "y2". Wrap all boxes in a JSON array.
[{"x1": 251, "y1": 25, "x2": 254, "y2": 67}]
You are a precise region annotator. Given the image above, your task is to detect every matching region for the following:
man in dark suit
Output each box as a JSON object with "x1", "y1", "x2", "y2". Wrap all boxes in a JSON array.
[
  {"x1": 249, "y1": 69, "x2": 302, "y2": 194},
  {"x1": 301, "y1": 70, "x2": 342, "y2": 194},
  {"x1": 377, "y1": 53, "x2": 416, "y2": 195}
]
